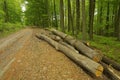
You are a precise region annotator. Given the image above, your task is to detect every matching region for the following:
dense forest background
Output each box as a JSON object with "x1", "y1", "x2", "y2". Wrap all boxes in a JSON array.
[
  {"x1": 24, "y1": 0, "x2": 120, "y2": 41},
  {"x1": 0, "y1": 0, "x2": 120, "y2": 62}
]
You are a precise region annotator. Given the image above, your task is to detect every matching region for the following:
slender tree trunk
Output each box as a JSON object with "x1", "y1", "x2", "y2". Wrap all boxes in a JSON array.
[
  {"x1": 82, "y1": 0, "x2": 87, "y2": 41},
  {"x1": 105, "y1": 1, "x2": 110, "y2": 36},
  {"x1": 71, "y1": 1, "x2": 75, "y2": 35},
  {"x1": 76, "y1": 0, "x2": 80, "y2": 35},
  {"x1": 97, "y1": 0, "x2": 103, "y2": 35},
  {"x1": 68, "y1": 0, "x2": 71, "y2": 32},
  {"x1": 88, "y1": 0, "x2": 95, "y2": 40},
  {"x1": 114, "y1": 0, "x2": 119, "y2": 37},
  {"x1": 44, "y1": 0, "x2": 49, "y2": 27},
  {"x1": 53, "y1": 0, "x2": 58, "y2": 28},
  {"x1": 117, "y1": 4, "x2": 120, "y2": 40},
  {"x1": 3, "y1": 0, "x2": 9, "y2": 23},
  {"x1": 60, "y1": 0, "x2": 64, "y2": 32}
]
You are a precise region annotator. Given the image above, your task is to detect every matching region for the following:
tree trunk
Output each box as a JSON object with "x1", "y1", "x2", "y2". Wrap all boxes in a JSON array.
[
  {"x1": 76, "y1": 0, "x2": 80, "y2": 35},
  {"x1": 37, "y1": 34, "x2": 103, "y2": 77},
  {"x1": 117, "y1": 3, "x2": 120, "y2": 40},
  {"x1": 67, "y1": 0, "x2": 71, "y2": 32},
  {"x1": 60, "y1": 0, "x2": 64, "y2": 32},
  {"x1": 102, "y1": 56, "x2": 120, "y2": 71},
  {"x1": 97, "y1": 0, "x2": 103, "y2": 35},
  {"x1": 53, "y1": 0, "x2": 58, "y2": 28},
  {"x1": 88, "y1": 0, "x2": 95, "y2": 40},
  {"x1": 82, "y1": 0, "x2": 87, "y2": 41},
  {"x1": 3, "y1": 0, "x2": 9, "y2": 23},
  {"x1": 114, "y1": 0, "x2": 119, "y2": 37},
  {"x1": 51, "y1": 29, "x2": 103, "y2": 62},
  {"x1": 105, "y1": 1, "x2": 110, "y2": 36},
  {"x1": 71, "y1": 1, "x2": 75, "y2": 35},
  {"x1": 100, "y1": 62, "x2": 120, "y2": 80}
]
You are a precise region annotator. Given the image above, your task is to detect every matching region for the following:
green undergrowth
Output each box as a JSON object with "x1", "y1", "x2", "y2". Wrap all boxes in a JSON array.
[
  {"x1": 0, "y1": 23, "x2": 24, "y2": 38},
  {"x1": 89, "y1": 35, "x2": 120, "y2": 63}
]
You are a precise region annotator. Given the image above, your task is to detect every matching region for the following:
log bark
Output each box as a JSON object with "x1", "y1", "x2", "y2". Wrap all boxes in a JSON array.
[
  {"x1": 45, "y1": 33, "x2": 79, "y2": 54},
  {"x1": 100, "y1": 62, "x2": 120, "y2": 80},
  {"x1": 37, "y1": 34, "x2": 103, "y2": 77},
  {"x1": 51, "y1": 29, "x2": 103, "y2": 62},
  {"x1": 102, "y1": 56, "x2": 120, "y2": 71},
  {"x1": 59, "y1": 41, "x2": 79, "y2": 54}
]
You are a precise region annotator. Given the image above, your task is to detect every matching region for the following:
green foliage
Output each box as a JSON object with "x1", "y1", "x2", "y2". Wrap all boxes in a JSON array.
[
  {"x1": 25, "y1": 0, "x2": 50, "y2": 27},
  {"x1": 0, "y1": 23, "x2": 24, "y2": 38},
  {"x1": 89, "y1": 35, "x2": 120, "y2": 63}
]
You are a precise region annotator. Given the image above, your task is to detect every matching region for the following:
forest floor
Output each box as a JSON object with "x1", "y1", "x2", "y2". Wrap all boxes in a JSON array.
[{"x1": 0, "y1": 28, "x2": 110, "y2": 80}]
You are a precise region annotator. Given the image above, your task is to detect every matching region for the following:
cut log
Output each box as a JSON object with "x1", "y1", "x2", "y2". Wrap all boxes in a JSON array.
[
  {"x1": 37, "y1": 34, "x2": 103, "y2": 77},
  {"x1": 59, "y1": 41, "x2": 79, "y2": 54},
  {"x1": 102, "y1": 56, "x2": 120, "y2": 71},
  {"x1": 51, "y1": 29, "x2": 103, "y2": 62},
  {"x1": 46, "y1": 33, "x2": 79, "y2": 54},
  {"x1": 100, "y1": 62, "x2": 120, "y2": 80}
]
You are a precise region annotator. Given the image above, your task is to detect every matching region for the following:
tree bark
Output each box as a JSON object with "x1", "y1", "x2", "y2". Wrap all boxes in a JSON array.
[
  {"x1": 60, "y1": 0, "x2": 64, "y2": 32},
  {"x1": 97, "y1": 0, "x2": 103, "y2": 35},
  {"x1": 100, "y1": 62, "x2": 120, "y2": 80},
  {"x1": 88, "y1": 0, "x2": 95, "y2": 40},
  {"x1": 117, "y1": 3, "x2": 120, "y2": 40},
  {"x1": 114, "y1": 0, "x2": 119, "y2": 37},
  {"x1": 67, "y1": 0, "x2": 71, "y2": 32},
  {"x1": 82, "y1": 0, "x2": 87, "y2": 41},
  {"x1": 3, "y1": 0, "x2": 9, "y2": 23},
  {"x1": 37, "y1": 34, "x2": 103, "y2": 77},
  {"x1": 53, "y1": 0, "x2": 58, "y2": 28},
  {"x1": 105, "y1": 1, "x2": 110, "y2": 36},
  {"x1": 76, "y1": 0, "x2": 80, "y2": 35},
  {"x1": 51, "y1": 29, "x2": 103, "y2": 62},
  {"x1": 102, "y1": 56, "x2": 120, "y2": 71}
]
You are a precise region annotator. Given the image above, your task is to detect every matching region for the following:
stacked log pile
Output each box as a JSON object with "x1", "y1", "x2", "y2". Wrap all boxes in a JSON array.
[{"x1": 36, "y1": 29, "x2": 120, "y2": 80}]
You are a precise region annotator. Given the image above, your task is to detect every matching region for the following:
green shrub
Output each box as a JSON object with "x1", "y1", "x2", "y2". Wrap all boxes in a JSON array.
[{"x1": 0, "y1": 22, "x2": 24, "y2": 38}]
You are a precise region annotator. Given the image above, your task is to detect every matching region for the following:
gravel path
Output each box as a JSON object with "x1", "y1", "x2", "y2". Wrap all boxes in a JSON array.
[{"x1": 0, "y1": 28, "x2": 110, "y2": 80}]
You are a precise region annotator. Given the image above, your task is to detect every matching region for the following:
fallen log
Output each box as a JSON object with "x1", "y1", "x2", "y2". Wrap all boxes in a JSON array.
[
  {"x1": 102, "y1": 56, "x2": 120, "y2": 71},
  {"x1": 46, "y1": 33, "x2": 79, "y2": 54},
  {"x1": 37, "y1": 34, "x2": 103, "y2": 77},
  {"x1": 51, "y1": 29, "x2": 103, "y2": 62},
  {"x1": 100, "y1": 62, "x2": 120, "y2": 80},
  {"x1": 59, "y1": 41, "x2": 79, "y2": 54}
]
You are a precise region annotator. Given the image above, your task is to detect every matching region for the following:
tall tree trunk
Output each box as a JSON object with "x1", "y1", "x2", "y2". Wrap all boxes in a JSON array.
[
  {"x1": 44, "y1": 0, "x2": 50, "y2": 27},
  {"x1": 60, "y1": 0, "x2": 64, "y2": 32},
  {"x1": 117, "y1": 3, "x2": 120, "y2": 40},
  {"x1": 76, "y1": 0, "x2": 80, "y2": 35},
  {"x1": 97, "y1": 0, "x2": 103, "y2": 35},
  {"x1": 114, "y1": 0, "x2": 119, "y2": 37},
  {"x1": 88, "y1": 0, "x2": 95, "y2": 40},
  {"x1": 82, "y1": 0, "x2": 87, "y2": 41},
  {"x1": 53, "y1": 0, "x2": 58, "y2": 28},
  {"x1": 67, "y1": 0, "x2": 71, "y2": 32},
  {"x1": 71, "y1": 1, "x2": 75, "y2": 35},
  {"x1": 67, "y1": 0, "x2": 74, "y2": 35},
  {"x1": 3, "y1": 0, "x2": 9, "y2": 23},
  {"x1": 105, "y1": 1, "x2": 110, "y2": 36}
]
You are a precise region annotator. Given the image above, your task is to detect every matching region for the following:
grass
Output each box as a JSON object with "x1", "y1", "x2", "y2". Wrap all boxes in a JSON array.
[
  {"x1": 89, "y1": 35, "x2": 120, "y2": 63},
  {"x1": 0, "y1": 23, "x2": 24, "y2": 38}
]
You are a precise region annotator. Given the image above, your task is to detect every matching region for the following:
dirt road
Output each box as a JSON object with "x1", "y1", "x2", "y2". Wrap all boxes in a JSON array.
[{"x1": 0, "y1": 28, "x2": 109, "y2": 80}]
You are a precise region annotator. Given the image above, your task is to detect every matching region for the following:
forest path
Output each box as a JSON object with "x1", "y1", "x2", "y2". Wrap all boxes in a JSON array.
[{"x1": 0, "y1": 28, "x2": 109, "y2": 80}]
